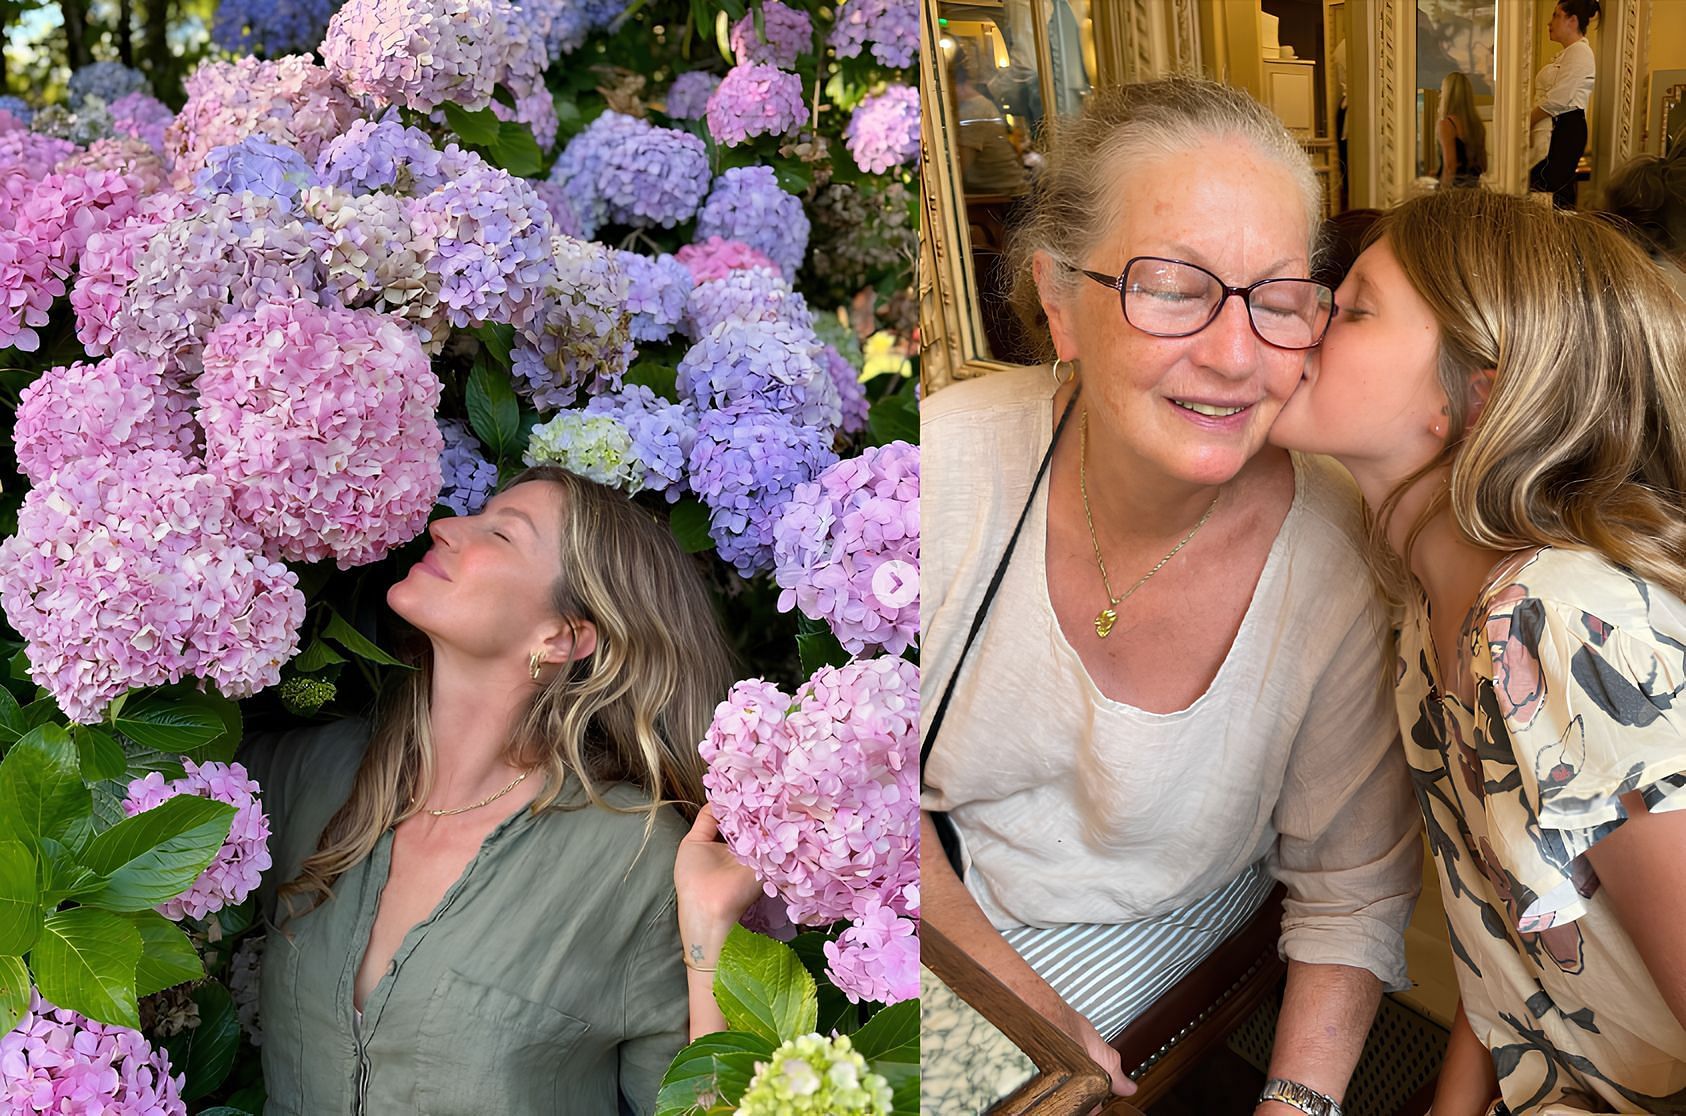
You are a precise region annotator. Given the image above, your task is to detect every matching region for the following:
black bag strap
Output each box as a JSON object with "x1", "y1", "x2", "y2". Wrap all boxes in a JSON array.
[{"x1": 922, "y1": 381, "x2": 1081, "y2": 788}]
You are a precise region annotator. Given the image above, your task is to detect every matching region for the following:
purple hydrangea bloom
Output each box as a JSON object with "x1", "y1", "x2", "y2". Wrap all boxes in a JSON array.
[
  {"x1": 213, "y1": 0, "x2": 336, "y2": 55},
  {"x1": 108, "y1": 92, "x2": 174, "y2": 154},
  {"x1": 688, "y1": 408, "x2": 837, "y2": 576},
  {"x1": 615, "y1": 249, "x2": 692, "y2": 342},
  {"x1": 437, "y1": 418, "x2": 499, "y2": 515},
  {"x1": 194, "y1": 136, "x2": 319, "y2": 212},
  {"x1": 511, "y1": 234, "x2": 634, "y2": 411},
  {"x1": 598, "y1": 124, "x2": 710, "y2": 229},
  {"x1": 124, "y1": 760, "x2": 273, "y2": 920},
  {"x1": 112, "y1": 192, "x2": 327, "y2": 375},
  {"x1": 582, "y1": 384, "x2": 697, "y2": 500},
  {"x1": 686, "y1": 266, "x2": 812, "y2": 339},
  {"x1": 829, "y1": 0, "x2": 918, "y2": 69},
  {"x1": 2, "y1": 993, "x2": 186, "y2": 1113},
  {"x1": 551, "y1": 111, "x2": 709, "y2": 235},
  {"x1": 700, "y1": 655, "x2": 919, "y2": 932},
  {"x1": 664, "y1": 71, "x2": 719, "y2": 121},
  {"x1": 679, "y1": 318, "x2": 840, "y2": 432},
  {"x1": 730, "y1": 1, "x2": 813, "y2": 68},
  {"x1": 315, "y1": 117, "x2": 478, "y2": 197},
  {"x1": 772, "y1": 441, "x2": 919, "y2": 655},
  {"x1": 405, "y1": 160, "x2": 556, "y2": 330},
  {"x1": 548, "y1": 110, "x2": 648, "y2": 238},
  {"x1": 844, "y1": 84, "x2": 919, "y2": 174},
  {"x1": 69, "y1": 61, "x2": 150, "y2": 107},
  {"x1": 528, "y1": 0, "x2": 627, "y2": 55},
  {"x1": 706, "y1": 62, "x2": 807, "y2": 147},
  {"x1": 533, "y1": 180, "x2": 585, "y2": 238},
  {"x1": 695, "y1": 166, "x2": 810, "y2": 280},
  {"x1": 821, "y1": 343, "x2": 870, "y2": 436}
]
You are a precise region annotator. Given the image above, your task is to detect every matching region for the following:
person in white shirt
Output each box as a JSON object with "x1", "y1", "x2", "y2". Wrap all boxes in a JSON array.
[{"x1": 1528, "y1": 0, "x2": 1599, "y2": 209}]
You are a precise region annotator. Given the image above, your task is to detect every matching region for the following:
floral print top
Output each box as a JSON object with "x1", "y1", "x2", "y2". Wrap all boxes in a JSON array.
[{"x1": 1398, "y1": 547, "x2": 1686, "y2": 1114}]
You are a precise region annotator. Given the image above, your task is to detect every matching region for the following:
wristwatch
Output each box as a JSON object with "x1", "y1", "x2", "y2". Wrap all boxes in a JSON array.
[{"x1": 1258, "y1": 1078, "x2": 1343, "y2": 1116}]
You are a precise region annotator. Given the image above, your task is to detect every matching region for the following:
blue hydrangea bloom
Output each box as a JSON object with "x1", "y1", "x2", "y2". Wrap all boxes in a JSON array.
[
  {"x1": 677, "y1": 318, "x2": 841, "y2": 433},
  {"x1": 194, "y1": 137, "x2": 320, "y2": 213},
  {"x1": 316, "y1": 117, "x2": 478, "y2": 197},
  {"x1": 583, "y1": 384, "x2": 698, "y2": 500},
  {"x1": 688, "y1": 408, "x2": 838, "y2": 577},
  {"x1": 68, "y1": 62, "x2": 149, "y2": 108},
  {"x1": 551, "y1": 111, "x2": 709, "y2": 235},
  {"x1": 213, "y1": 0, "x2": 337, "y2": 55},
  {"x1": 695, "y1": 166, "x2": 810, "y2": 281},
  {"x1": 664, "y1": 71, "x2": 719, "y2": 121},
  {"x1": 0, "y1": 96, "x2": 33, "y2": 125},
  {"x1": 437, "y1": 419, "x2": 499, "y2": 515}
]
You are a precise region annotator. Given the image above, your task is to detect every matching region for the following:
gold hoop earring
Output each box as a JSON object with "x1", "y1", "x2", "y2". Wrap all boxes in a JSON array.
[
  {"x1": 528, "y1": 651, "x2": 545, "y2": 680},
  {"x1": 1051, "y1": 358, "x2": 1073, "y2": 387}
]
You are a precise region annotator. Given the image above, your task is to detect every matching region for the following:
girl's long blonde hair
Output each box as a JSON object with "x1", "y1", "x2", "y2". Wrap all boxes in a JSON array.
[
  {"x1": 280, "y1": 468, "x2": 737, "y2": 916},
  {"x1": 1366, "y1": 188, "x2": 1686, "y2": 608},
  {"x1": 1437, "y1": 71, "x2": 1486, "y2": 178}
]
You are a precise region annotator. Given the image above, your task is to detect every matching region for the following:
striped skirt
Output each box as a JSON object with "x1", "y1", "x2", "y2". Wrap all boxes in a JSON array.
[{"x1": 920, "y1": 861, "x2": 1277, "y2": 1115}]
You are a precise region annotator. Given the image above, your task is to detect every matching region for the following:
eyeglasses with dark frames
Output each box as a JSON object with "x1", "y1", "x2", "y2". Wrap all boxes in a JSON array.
[{"x1": 1069, "y1": 257, "x2": 1337, "y2": 351}]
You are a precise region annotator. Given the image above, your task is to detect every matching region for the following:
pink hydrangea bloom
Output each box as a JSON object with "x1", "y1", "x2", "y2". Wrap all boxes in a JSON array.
[
  {"x1": 705, "y1": 62, "x2": 807, "y2": 147},
  {"x1": 0, "y1": 230, "x2": 62, "y2": 353},
  {"x1": 0, "y1": 451, "x2": 305, "y2": 723},
  {"x1": 56, "y1": 136, "x2": 168, "y2": 192},
  {"x1": 196, "y1": 300, "x2": 443, "y2": 568},
  {"x1": 165, "y1": 54, "x2": 361, "y2": 183},
  {"x1": 12, "y1": 166, "x2": 143, "y2": 279},
  {"x1": 730, "y1": 0, "x2": 813, "y2": 68},
  {"x1": 0, "y1": 129, "x2": 79, "y2": 181},
  {"x1": 843, "y1": 84, "x2": 919, "y2": 175},
  {"x1": 14, "y1": 351, "x2": 198, "y2": 486},
  {"x1": 772, "y1": 441, "x2": 919, "y2": 655},
  {"x1": 71, "y1": 190, "x2": 203, "y2": 354},
  {"x1": 123, "y1": 760, "x2": 273, "y2": 921},
  {"x1": 823, "y1": 899, "x2": 919, "y2": 1004},
  {"x1": 700, "y1": 655, "x2": 919, "y2": 931},
  {"x1": 111, "y1": 192, "x2": 325, "y2": 374},
  {"x1": 323, "y1": 0, "x2": 547, "y2": 116},
  {"x1": 1, "y1": 992, "x2": 186, "y2": 1114},
  {"x1": 674, "y1": 236, "x2": 780, "y2": 284}
]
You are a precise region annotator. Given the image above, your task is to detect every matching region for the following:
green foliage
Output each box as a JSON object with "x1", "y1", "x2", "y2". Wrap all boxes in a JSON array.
[
  {"x1": 162, "y1": 982, "x2": 243, "y2": 1100},
  {"x1": 657, "y1": 927, "x2": 911, "y2": 1115}
]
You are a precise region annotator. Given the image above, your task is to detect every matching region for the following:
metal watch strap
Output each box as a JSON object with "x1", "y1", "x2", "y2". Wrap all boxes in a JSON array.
[{"x1": 1258, "y1": 1078, "x2": 1343, "y2": 1116}]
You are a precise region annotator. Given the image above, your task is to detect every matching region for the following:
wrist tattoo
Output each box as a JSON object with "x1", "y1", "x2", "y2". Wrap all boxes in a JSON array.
[{"x1": 690, "y1": 943, "x2": 705, "y2": 964}]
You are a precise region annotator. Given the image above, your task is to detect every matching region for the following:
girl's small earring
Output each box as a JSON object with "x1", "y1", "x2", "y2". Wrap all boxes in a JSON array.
[
  {"x1": 528, "y1": 651, "x2": 545, "y2": 680},
  {"x1": 1051, "y1": 358, "x2": 1073, "y2": 387}
]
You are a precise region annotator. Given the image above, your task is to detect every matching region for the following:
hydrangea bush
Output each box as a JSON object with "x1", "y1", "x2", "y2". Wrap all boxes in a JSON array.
[{"x1": 0, "y1": 1, "x2": 918, "y2": 1110}]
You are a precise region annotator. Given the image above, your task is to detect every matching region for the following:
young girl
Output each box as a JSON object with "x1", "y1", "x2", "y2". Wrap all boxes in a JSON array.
[{"x1": 1271, "y1": 188, "x2": 1686, "y2": 1114}]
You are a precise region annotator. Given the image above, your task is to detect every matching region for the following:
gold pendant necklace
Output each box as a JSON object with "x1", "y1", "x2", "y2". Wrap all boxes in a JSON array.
[
  {"x1": 1079, "y1": 407, "x2": 1220, "y2": 639},
  {"x1": 418, "y1": 769, "x2": 531, "y2": 817}
]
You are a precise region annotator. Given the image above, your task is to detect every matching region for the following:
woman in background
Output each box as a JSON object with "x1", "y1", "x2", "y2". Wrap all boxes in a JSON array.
[
  {"x1": 1437, "y1": 71, "x2": 1487, "y2": 189},
  {"x1": 1528, "y1": 0, "x2": 1599, "y2": 209}
]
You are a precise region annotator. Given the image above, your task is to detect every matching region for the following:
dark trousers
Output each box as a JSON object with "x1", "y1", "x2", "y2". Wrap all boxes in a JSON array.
[{"x1": 1528, "y1": 108, "x2": 1588, "y2": 209}]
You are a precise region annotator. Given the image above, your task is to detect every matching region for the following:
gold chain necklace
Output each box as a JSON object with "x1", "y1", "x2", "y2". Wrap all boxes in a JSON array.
[
  {"x1": 418, "y1": 770, "x2": 531, "y2": 818},
  {"x1": 1079, "y1": 407, "x2": 1220, "y2": 639}
]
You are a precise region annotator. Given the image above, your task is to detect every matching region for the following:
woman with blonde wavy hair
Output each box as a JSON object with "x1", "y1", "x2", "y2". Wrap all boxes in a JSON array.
[
  {"x1": 241, "y1": 466, "x2": 757, "y2": 1116},
  {"x1": 1436, "y1": 71, "x2": 1486, "y2": 189},
  {"x1": 1271, "y1": 188, "x2": 1686, "y2": 1114}
]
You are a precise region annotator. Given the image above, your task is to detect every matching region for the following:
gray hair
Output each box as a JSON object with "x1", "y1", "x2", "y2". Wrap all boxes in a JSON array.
[{"x1": 1006, "y1": 75, "x2": 1322, "y2": 360}]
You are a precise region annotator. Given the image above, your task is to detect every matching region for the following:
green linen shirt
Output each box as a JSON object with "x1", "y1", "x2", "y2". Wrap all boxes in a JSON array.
[{"x1": 242, "y1": 719, "x2": 690, "y2": 1116}]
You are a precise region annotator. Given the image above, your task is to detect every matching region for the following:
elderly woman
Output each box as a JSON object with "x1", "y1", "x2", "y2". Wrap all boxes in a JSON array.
[{"x1": 921, "y1": 76, "x2": 1422, "y2": 1114}]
